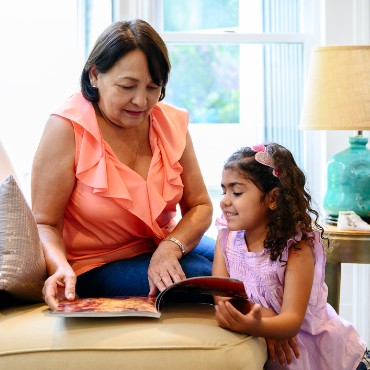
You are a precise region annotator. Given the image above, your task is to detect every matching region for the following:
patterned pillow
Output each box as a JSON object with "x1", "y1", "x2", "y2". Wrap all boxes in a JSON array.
[{"x1": 0, "y1": 175, "x2": 46, "y2": 305}]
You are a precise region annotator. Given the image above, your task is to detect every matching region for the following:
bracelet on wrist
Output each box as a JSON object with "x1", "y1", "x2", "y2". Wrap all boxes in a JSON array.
[{"x1": 163, "y1": 236, "x2": 186, "y2": 256}]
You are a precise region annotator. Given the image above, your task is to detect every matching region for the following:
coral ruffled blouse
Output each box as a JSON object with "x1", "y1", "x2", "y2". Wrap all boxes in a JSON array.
[{"x1": 52, "y1": 92, "x2": 188, "y2": 276}]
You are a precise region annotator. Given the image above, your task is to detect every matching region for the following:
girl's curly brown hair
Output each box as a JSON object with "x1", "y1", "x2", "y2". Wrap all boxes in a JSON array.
[{"x1": 224, "y1": 143, "x2": 323, "y2": 261}]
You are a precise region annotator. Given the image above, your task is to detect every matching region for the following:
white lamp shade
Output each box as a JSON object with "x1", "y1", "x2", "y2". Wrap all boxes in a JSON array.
[{"x1": 299, "y1": 45, "x2": 370, "y2": 130}]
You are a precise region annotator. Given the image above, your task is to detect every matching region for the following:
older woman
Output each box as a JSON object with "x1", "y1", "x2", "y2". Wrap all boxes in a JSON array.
[{"x1": 32, "y1": 19, "x2": 214, "y2": 310}]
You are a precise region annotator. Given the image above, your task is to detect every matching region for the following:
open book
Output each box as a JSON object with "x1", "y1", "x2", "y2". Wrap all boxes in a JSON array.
[{"x1": 52, "y1": 276, "x2": 248, "y2": 318}]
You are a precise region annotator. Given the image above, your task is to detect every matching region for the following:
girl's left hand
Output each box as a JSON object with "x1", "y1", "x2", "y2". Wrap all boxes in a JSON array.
[
  {"x1": 215, "y1": 300, "x2": 262, "y2": 334},
  {"x1": 148, "y1": 242, "x2": 186, "y2": 296},
  {"x1": 266, "y1": 337, "x2": 300, "y2": 365}
]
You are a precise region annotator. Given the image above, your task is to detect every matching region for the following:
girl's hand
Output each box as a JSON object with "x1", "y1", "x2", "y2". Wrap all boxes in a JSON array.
[
  {"x1": 42, "y1": 267, "x2": 76, "y2": 310},
  {"x1": 266, "y1": 336, "x2": 300, "y2": 365},
  {"x1": 148, "y1": 242, "x2": 186, "y2": 296},
  {"x1": 215, "y1": 300, "x2": 262, "y2": 333},
  {"x1": 216, "y1": 301, "x2": 300, "y2": 365}
]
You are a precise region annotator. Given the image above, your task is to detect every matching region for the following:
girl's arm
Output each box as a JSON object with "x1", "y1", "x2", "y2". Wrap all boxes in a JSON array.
[
  {"x1": 212, "y1": 236, "x2": 230, "y2": 305},
  {"x1": 215, "y1": 240, "x2": 314, "y2": 339},
  {"x1": 212, "y1": 235, "x2": 279, "y2": 316},
  {"x1": 213, "y1": 234, "x2": 301, "y2": 365}
]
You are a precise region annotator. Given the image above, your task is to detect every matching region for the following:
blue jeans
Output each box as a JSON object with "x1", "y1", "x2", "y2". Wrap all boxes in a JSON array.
[{"x1": 76, "y1": 235, "x2": 215, "y2": 297}]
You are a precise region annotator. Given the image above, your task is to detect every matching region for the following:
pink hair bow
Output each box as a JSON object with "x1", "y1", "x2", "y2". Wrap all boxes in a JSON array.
[{"x1": 251, "y1": 145, "x2": 280, "y2": 177}]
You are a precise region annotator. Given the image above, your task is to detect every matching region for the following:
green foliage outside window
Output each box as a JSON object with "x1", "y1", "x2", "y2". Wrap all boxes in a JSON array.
[
  {"x1": 163, "y1": 0, "x2": 240, "y2": 123},
  {"x1": 166, "y1": 45, "x2": 240, "y2": 123}
]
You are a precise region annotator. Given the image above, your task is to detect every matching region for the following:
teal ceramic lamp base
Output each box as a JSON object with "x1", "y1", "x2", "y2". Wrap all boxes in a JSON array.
[{"x1": 324, "y1": 135, "x2": 370, "y2": 222}]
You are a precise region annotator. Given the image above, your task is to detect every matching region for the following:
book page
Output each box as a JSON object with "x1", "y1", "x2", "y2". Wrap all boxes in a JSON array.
[
  {"x1": 156, "y1": 276, "x2": 247, "y2": 310},
  {"x1": 53, "y1": 296, "x2": 160, "y2": 318}
]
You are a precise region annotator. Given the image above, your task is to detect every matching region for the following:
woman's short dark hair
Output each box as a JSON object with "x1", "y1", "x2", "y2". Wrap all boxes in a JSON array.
[{"x1": 81, "y1": 19, "x2": 171, "y2": 102}]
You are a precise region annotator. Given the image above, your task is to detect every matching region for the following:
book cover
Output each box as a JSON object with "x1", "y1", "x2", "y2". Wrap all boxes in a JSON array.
[{"x1": 52, "y1": 276, "x2": 247, "y2": 318}]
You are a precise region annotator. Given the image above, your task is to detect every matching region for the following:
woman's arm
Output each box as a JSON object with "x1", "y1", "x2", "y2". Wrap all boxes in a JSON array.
[
  {"x1": 172, "y1": 131, "x2": 213, "y2": 250},
  {"x1": 215, "y1": 240, "x2": 314, "y2": 339},
  {"x1": 148, "y1": 131, "x2": 213, "y2": 293},
  {"x1": 31, "y1": 115, "x2": 77, "y2": 309}
]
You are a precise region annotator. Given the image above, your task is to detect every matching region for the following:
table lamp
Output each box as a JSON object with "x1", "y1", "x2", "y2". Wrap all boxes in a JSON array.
[{"x1": 299, "y1": 45, "x2": 370, "y2": 223}]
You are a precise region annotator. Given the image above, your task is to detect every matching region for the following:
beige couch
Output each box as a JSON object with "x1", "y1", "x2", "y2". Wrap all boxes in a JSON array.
[
  {"x1": 0, "y1": 302, "x2": 267, "y2": 370},
  {"x1": 0, "y1": 141, "x2": 267, "y2": 370}
]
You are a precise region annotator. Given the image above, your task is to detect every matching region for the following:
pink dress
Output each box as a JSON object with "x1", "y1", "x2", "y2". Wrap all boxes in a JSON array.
[
  {"x1": 52, "y1": 92, "x2": 188, "y2": 276},
  {"x1": 216, "y1": 216, "x2": 366, "y2": 370}
]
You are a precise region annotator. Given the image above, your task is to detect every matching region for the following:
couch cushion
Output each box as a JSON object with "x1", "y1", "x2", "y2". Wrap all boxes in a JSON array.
[
  {"x1": 0, "y1": 176, "x2": 46, "y2": 305},
  {"x1": 0, "y1": 303, "x2": 267, "y2": 370}
]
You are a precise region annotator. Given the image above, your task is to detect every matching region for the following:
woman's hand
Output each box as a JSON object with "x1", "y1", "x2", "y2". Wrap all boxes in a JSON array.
[
  {"x1": 266, "y1": 337, "x2": 300, "y2": 365},
  {"x1": 148, "y1": 241, "x2": 186, "y2": 296},
  {"x1": 42, "y1": 266, "x2": 76, "y2": 310}
]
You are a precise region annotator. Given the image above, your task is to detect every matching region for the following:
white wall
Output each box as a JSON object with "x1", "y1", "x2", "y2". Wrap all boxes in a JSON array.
[{"x1": 0, "y1": 1, "x2": 81, "y2": 201}]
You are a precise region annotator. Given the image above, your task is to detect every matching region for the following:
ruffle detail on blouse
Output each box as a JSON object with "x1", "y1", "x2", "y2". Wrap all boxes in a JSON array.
[
  {"x1": 215, "y1": 214, "x2": 230, "y2": 262},
  {"x1": 53, "y1": 93, "x2": 133, "y2": 201},
  {"x1": 280, "y1": 229, "x2": 327, "y2": 308},
  {"x1": 52, "y1": 92, "x2": 188, "y2": 233},
  {"x1": 215, "y1": 214, "x2": 227, "y2": 230},
  {"x1": 147, "y1": 103, "x2": 188, "y2": 219}
]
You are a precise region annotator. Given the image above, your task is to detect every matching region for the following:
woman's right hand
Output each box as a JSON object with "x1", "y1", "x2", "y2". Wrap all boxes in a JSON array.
[{"x1": 42, "y1": 266, "x2": 77, "y2": 310}]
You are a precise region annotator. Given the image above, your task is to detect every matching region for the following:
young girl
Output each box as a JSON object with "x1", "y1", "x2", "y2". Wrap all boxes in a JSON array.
[{"x1": 213, "y1": 143, "x2": 369, "y2": 370}]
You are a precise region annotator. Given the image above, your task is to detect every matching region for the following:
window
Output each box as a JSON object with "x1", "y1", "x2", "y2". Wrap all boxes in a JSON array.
[
  {"x1": 79, "y1": 0, "x2": 114, "y2": 58},
  {"x1": 119, "y1": 0, "x2": 316, "y2": 187}
]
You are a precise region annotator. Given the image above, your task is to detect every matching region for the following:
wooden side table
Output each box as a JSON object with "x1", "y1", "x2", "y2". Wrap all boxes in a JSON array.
[{"x1": 323, "y1": 224, "x2": 370, "y2": 313}]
